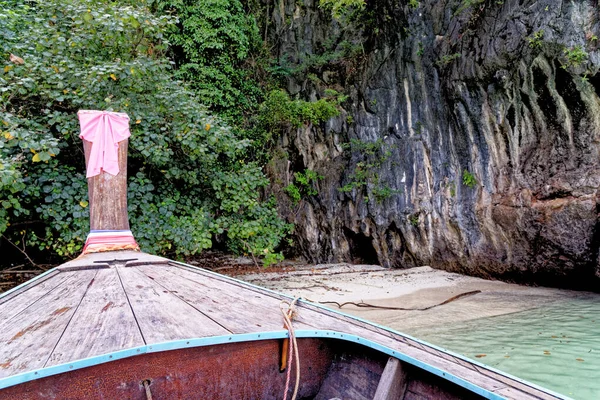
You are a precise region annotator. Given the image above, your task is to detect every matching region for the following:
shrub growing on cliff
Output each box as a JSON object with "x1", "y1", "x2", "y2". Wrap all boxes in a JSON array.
[
  {"x1": 319, "y1": 0, "x2": 365, "y2": 18},
  {"x1": 462, "y1": 170, "x2": 477, "y2": 188},
  {"x1": 0, "y1": 0, "x2": 288, "y2": 264},
  {"x1": 561, "y1": 46, "x2": 588, "y2": 69}
]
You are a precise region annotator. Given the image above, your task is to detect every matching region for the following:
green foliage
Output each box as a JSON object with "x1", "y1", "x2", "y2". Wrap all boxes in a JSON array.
[
  {"x1": 319, "y1": 0, "x2": 365, "y2": 19},
  {"x1": 416, "y1": 42, "x2": 424, "y2": 57},
  {"x1": 284, "y1": 169, "x2": 323, "y2": 205},
  {"x1": 408, "y1": 0, "x2": 420, "y2": 9},
  {"x1": 339, "y1": 139, "x2": 398, "y2": 203},
  {"x1": 151, "y1": 0, "x2": 262, "y2": 120},
  {"x1": 561, "y1": 46, "x2": 588, "y2": 69},
  {"x1": 528, "y1": 30, "x2": 544, "y2": 49},
  {"x1": 212, "y1": 164, "x2": 292, "y2": 265},
  {"x1": 436, "y1": 53, "x2": 461, "y2": 67},
  {"x1": 0, "y1": 0, "x2": 287, "y2": 265},
  {"x1": 259, "y1": 89, "x2": 342, "y2": 129},
  {"x1": 284, "y1": 184, "x2": 301, "y2": 205},
  {"x1": 371, "y1": 185, "x2": 401, "y2": 203},
  {"x1": 409, "y1": 214, "x2": 419, "y2": 227},
  {"x1": 462, "y1": 170, "x2": 477, "y2": 188}
]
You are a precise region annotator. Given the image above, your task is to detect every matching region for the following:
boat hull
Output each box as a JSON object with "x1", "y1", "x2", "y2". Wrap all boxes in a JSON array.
[{"x1": 0, "y1": 337, "x2": 480, "y2": 400}]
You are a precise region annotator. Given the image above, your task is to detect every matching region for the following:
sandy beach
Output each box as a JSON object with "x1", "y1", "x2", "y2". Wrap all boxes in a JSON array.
[{"x1": 238, "y1": 264, "x2": 579, "y2": 334}]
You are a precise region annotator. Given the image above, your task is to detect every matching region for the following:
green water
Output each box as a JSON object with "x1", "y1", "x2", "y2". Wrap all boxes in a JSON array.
[{"x1": 410, "y1": 294, "x2": 600, "y2": 399}]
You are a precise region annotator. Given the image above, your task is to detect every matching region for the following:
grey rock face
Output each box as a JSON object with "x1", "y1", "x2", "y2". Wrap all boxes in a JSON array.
[{"x1": 266, "y1": 0, "x2": 600, "y2": 289}]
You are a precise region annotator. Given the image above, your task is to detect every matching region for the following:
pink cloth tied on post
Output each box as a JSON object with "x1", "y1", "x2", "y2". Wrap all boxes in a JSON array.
[{"x1": 77, "y1": 110, "x2": 131, "y2": 178}]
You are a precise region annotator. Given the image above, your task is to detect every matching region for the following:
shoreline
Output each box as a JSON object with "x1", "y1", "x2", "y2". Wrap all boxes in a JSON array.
[{"x1": 237, "y1": 264, "x2": 587, "y2": 333}]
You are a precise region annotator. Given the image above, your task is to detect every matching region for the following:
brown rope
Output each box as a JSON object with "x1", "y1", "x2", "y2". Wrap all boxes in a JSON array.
[
  {"x1": 319, "y1": 290, "x2": 481, "y2": 311},
  {"x1": 143, "y1": 380, "x2": 152, "y2": 400},
  {"x1": 281, "y1": 297, "x2": 300, "y2": 400}
]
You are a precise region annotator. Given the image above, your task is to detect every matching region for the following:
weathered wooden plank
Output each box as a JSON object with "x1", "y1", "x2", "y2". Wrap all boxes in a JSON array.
[
  {"x1": 374, "y1": 357, "x2": 408, "y2": 400},
  {"x1": 0, "y1": 270, "x2": 97, "y2": 378},
  {"x1": 315, "y1": 348, "x2": 385, "y2": 400},
  {"x1": 0, "y1": 271, "x2": 65, "y2": 325},
  {"x1": 492, "y1": 386, "x2": 552, "y2": 400},
  {"x1": 116, "y1": 266, "x2": 229, "y2": 343},
  {"x1": 46, "y1": 268, "x2": 145, "y2": 367},
  {"x1": 484, "y1": 369, "x2": 562, "y2": 400},
  {"x1": 0, "y1": 270, "x2": 61, "y2": 306},
  {"x1": 137, "y1": 264, "x2": 313, "y2": 333}
]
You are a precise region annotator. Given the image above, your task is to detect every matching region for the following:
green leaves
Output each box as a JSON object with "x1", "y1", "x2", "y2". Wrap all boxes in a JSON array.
[
  {"x1": 0, "y1": 0, "x2": 288, "y2": 265},
  {"x1": 152, "y1": 0, "x2": 261, "y2": 118},
  {"x1": 259, "y1": 89, "x2": 341, "y2": 129}
]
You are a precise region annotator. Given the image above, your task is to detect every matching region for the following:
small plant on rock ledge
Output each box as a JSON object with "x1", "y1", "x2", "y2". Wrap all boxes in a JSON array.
[
  {"x1": 462, "y1": 170, "x2": 477, "y2": 188},
  {"x1": 284, "y1": 169, "x2": 323, "y2": 206},
  {"x1": 436, "y1": 53, "x2": 461, "y2": 67},
  {"x1": 409, "y1": 213, "x2": 419, "y2": 227},
  {"x1": 528, "y1": 30, "x2": 544, "y2": 49},
  {"x1": 561, "y1": 46, "x2": 588, "y2": 69}
]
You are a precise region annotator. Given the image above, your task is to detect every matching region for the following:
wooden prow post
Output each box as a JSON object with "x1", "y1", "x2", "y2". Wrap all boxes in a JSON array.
[
  {"x1": 83, "y1": 140, "x2": 130, "y2": 231},
  {"x1": 79, "y1": 110, "x2": 140, "y2": 255}
]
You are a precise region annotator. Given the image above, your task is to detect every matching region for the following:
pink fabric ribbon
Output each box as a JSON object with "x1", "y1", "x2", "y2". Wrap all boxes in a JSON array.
[{"x1": 78, "y1": 110, "x2": 131, "y2": 178}]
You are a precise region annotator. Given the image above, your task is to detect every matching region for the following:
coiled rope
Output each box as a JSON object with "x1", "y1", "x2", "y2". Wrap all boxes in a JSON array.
[{"x1": 281, "y1": 297, "x2": 300, "y2": 400}]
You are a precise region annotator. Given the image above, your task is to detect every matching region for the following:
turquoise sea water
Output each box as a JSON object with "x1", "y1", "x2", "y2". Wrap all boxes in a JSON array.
[{"x1": 410, "y1": 294, "x2": 600, "y2": 399}]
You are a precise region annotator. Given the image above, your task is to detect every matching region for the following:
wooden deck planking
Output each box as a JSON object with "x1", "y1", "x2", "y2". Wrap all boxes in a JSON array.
[
  {"x1": 0, "y1": 271, "x2": 67, "y2": 330},
  {"x1": 138, "y1": 264, "x2": 314, "y2": 333},
  {"x1": 116, "y1": 266, "x2": 230, "y2": 343},
  {"x1": 137, "y1": 265, "x2": 284, "y2": 333},
  {"x1": 45, "y1": 268, "x2": 145, "y2": 367},
  {"x1": 0, "y1": 270, "x2": 60, "y2": 307},
  {"x1": 0, "y1": 270, "x2": 97, "y2": 378}
]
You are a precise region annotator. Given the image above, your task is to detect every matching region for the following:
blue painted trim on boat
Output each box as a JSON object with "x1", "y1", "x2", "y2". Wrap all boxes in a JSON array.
[
  {"x1": 0, "y1": 330, "x2": 505, "y2": 399},
  {"x1": 0, "y1": 267, "x2": 58, "y2": 300},
  {"x1": 170, "y1": 260, "x2": 572, "y2": 400}
]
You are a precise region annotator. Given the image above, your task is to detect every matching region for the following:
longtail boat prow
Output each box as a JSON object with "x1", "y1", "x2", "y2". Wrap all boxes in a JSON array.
[{"x1": 0, "y1": 111, "x2": 569, "y2": 400}]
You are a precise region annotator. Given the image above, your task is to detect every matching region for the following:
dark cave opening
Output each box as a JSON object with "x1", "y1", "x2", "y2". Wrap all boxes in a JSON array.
[{"x1": 343, "y1": 227, "x2": 379, "y2": 265}]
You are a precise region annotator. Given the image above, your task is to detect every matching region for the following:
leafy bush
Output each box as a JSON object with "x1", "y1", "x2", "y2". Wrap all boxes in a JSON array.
[
  {"x1": 319, "y1": 0, "x2": 366, "y2": 19},
  {"x1": 436, "y1": 53, "x2": 461, "y2": 67},
  {"x1": 259, "y1": 89, "x2": 342, "y2": 129},
  {"x1": 0, "y1": 0, "x2": 287, "y2": 264},
  {"x1": 151, "y1": 0, "x2": 263, "y2": 121},
  {"x1": 284, "y1": 169, "x2": 323, "y2": 205}
]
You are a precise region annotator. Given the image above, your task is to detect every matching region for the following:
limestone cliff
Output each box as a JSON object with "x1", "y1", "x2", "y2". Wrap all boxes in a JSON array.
[{"x1": 264, "y1": 0, "x2": 600, "y2": 289}]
